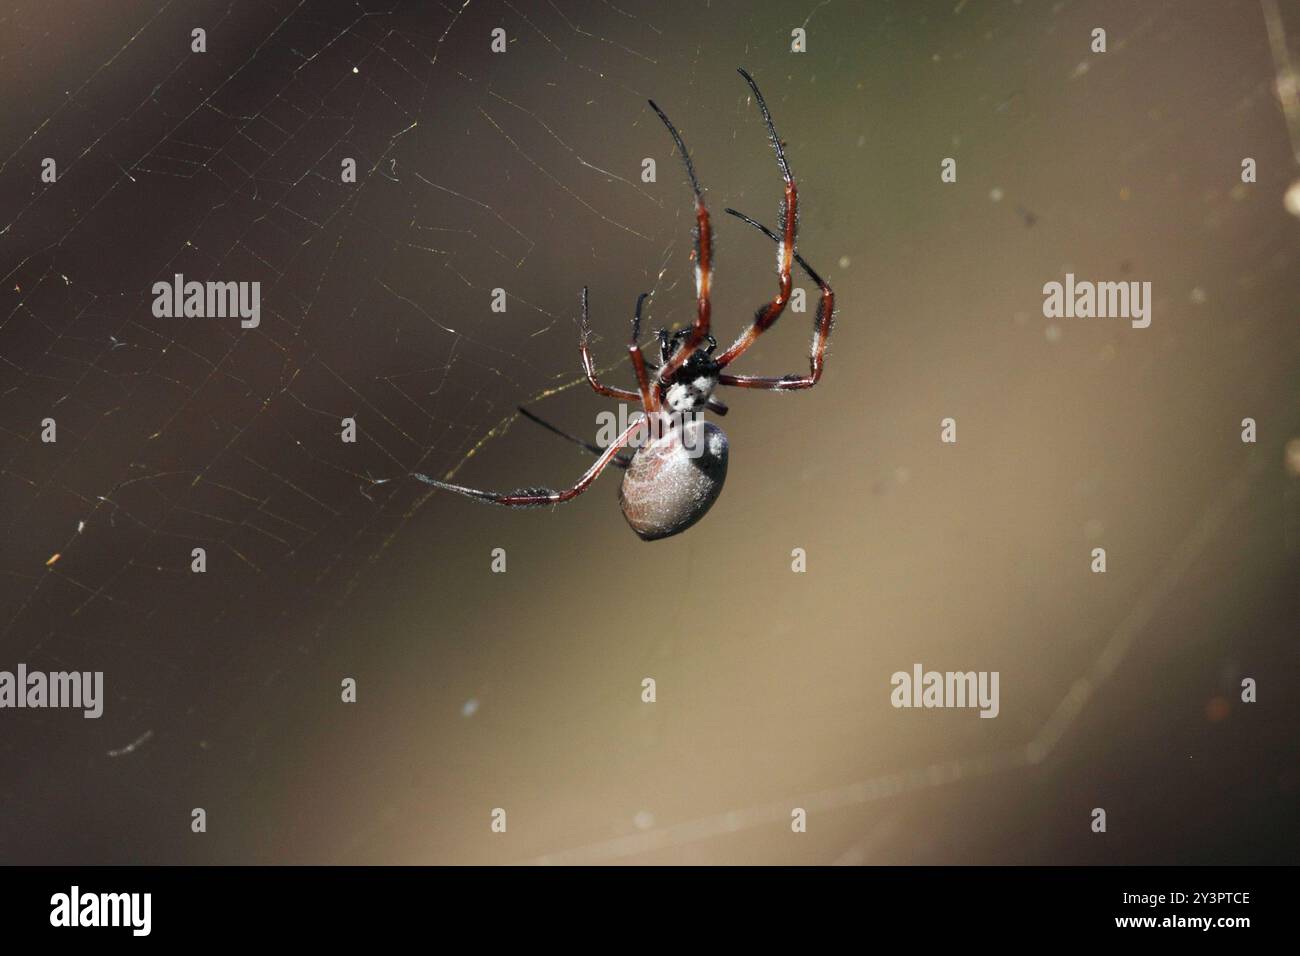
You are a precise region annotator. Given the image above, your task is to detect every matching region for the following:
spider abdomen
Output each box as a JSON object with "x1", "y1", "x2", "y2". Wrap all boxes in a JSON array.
[{"x1": 619, "y1": 419, "x2": 728, "y2": 541}]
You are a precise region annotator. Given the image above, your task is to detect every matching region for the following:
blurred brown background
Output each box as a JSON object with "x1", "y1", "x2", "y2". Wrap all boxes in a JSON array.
[{"x1": 1, "y1": 0, "x2": 1297, "y2": 864}]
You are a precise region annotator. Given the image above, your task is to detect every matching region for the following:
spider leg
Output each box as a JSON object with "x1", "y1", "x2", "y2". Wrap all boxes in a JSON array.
[
  {"x1": 578, "y1": 286, "x2": 640, "y2": 403},
  {"x1": 628, "y1": 292, "x2": 660, "y2": 414},
  {"x1": 647, "y1": 98, "x2": 713, "y2": 383},
  {"x1": 517, "y1": 406, "x2": 630, "y2": 469},
  {"x1": 413, "y1": 418, "x2": 641, "y2": 507},
  {"x1": 715, "y1": 68, "x2": 799, "y2": 370},
  {"x1": 716, "y1": 208, "x2": 836, "y2": 391}
]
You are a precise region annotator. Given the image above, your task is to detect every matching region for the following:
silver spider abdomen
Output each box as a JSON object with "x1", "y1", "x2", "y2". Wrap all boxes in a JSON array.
[{"x1": 619, "y1": 419, "x2": 729, "y2": 541}]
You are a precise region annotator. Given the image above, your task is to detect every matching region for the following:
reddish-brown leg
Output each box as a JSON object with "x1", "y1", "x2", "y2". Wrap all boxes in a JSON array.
[
  {"x1": 647, "y1": 99, "x2": 713, "y2": 383},
  {"x1": 716, "y1": 208, "x2": 835, "y2": 391},
  {"x1": 578, "y1": 286, "x2": 641, "y2": 403},
  {"x1": 413, "y1": 417, "x2": 642, "y2": 507},
  {"x1": 716, "y1": 68, "x2": 798, "y2": 370},
  {"x1": 628, "y1": 292, "x2": 660, "y2": 414}
]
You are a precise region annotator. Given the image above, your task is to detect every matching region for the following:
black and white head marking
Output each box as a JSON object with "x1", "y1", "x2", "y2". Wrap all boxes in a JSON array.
[{"x1": 659, "y1": 333, "x2": 721, "y2": 413}]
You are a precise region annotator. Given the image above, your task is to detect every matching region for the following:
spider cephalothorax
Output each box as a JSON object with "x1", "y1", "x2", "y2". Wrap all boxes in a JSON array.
[
  {"x1": 413, "y1": 69, "x2": 838, "y2": 541},
  {"x1": 660, "y1": 341, "x2": 721, "y2": 413}
]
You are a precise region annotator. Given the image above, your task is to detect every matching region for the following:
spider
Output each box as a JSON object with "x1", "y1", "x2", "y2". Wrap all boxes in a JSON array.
[{"x1": 414, "y1": 68, "x2": 836, "y2": 540}]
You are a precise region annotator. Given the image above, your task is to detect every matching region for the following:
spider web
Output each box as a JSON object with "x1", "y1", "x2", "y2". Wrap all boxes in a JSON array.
[
  {"x1": 1, "y1": 0, "x2": 1299, "y2": 865},
  {"x1": 0, "y1": 0, "x2": 804, "y2": 861},
  {"x1": 1, "y1": 0, "x2": 636, "y2": 609}
]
